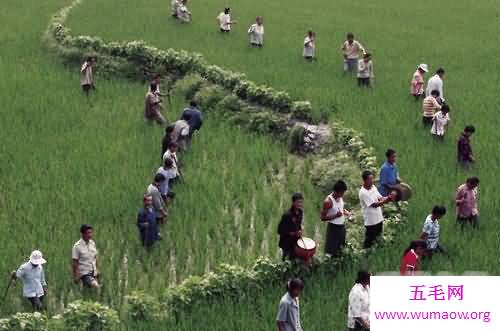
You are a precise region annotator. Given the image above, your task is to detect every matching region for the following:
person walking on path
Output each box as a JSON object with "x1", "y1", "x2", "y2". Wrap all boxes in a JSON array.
[
  {"x1": 248, "y1": 16, "x2": 264, "y2": 47},
  {"x1": 457, "y1": 125, "x2": 476, "y2": 168},
  {"x1": 341, "y1": 32, "x2": 365, "y2": 74},
  {"x1": 357, "y1": 53, "x2": 374, "y2": 88},
  {"x1": 11, "y1": 250, "x2": 47, "y2": 311},
  {"x1": 72, "y1": 224, "x2": 100, "y2": 289},
  {"x1": 347, "y1": 270, "x2": 371, "y2": 331},
  {"x1": 277, "y1": 193, "x2": 304, "y2": 261},
  {"x1": 137, "y1": 195, "x2": 159, "y2": 248},
  {"x1": 80, "y1": 56, "x2": 96, "y2": 99},
  {"x1": 410, "y1": 64, "x2": 428, "y2": 100},
  {"x1": 426, "y1": 68, "x2": 445, "y2": 103},
  {"x1": 320, "y1": 180, "x2": 351, "y2": 256},
  {"x1": 456, "y1": 177, "x2": 480, "y2": 230},
  {"x1": 276, "y1": 278, "x2": 304, "y2": 331}
]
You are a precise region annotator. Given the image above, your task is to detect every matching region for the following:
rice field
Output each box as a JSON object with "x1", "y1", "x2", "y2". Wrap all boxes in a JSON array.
[{"x1": 1, "y1": 0, "x2": 499, "y2": 329}]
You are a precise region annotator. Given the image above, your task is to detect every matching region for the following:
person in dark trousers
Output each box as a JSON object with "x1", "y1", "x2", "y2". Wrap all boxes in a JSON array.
[
  {"x1": 181, "y1": 101, "x2": 203, "y2": 138},
  {"x1": 420, "y1": 205, "x2": 447, "y2": 259},
  {"x1": 278, "y1": 193, "x2": 304, "y2": 261},
  {"x1": 161, "y1": 124, "x2": 176, "y2": 158},
  {"x1": 456, "y1": 177, "x2": 480, "y2": 230},
  {"x1": 137, "y1": 195, "x2": 159, "y2": 248},
  {"x1": 320, "y1": 180, "x2": 351, "y2": 256},
  {"x1": 12, "y1": 250, "x2": 48, "y2": 311},
  {"x1": 457, "y1": 125, "x2": 476, "y2": 168},
  {"x1": 276, "y1": 278, "x2": 304, "y2": 331}
]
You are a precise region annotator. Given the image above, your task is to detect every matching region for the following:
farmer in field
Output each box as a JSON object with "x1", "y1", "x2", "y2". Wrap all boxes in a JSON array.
[
  {"x1": 359, "y1": 170, "x2": 395, "y2": 249},
  {"x1": 303, "y1": 30, "x2": 316, "y2": 61},
  {"x1": 80, "y1": 56, "x2": 96, "y2": 98},
  {"x1": 72, "y1": 224, "x2": 100, "y2": 289},
  {"x1": 157, "y1": 157, "x2": 177, "y2": 201},
  {"x1": 420, "y1": 206, "x2": 447, "y2": 258},
  {"x1": 400, "y1": 240, "x2": 427, "y2": 276},
  {"x1": 426, "y1": 68, "x2": 445, "y2": 103},
  {"x1": 147, "y1": 173, "x2": 169, "y2": 224},
  {"x1": 347, "y1": 270, "x2": 371, "y2": 331},
  {"x1": 248, "y1": 16, "x2": 264, "y2": 47},
  {"x1": 170, "y1": 118, "x2": 190, "y2": 150},
  {"x1": 378, "y1": 149, "x2": 400, "y2": 197},
  {"x1": 171, "y1": 0, "x2": 179, "y2": 17},
  {"x1": 341, "y1": 32, "x2": 365, "y2": 73},
  {"x1": 431, "y1": 104, "x2": 451, "y2": 140},
  {"x1": 456, "y1": 177, "x2": 480, "y2": 230},
  {"x1": 11, "y1": 250, "x2": 47, "y2": 311},
  {"x1": 217, "y1": 7, "x2": 236, "y2": 32},
  {"x1": 410, "y1": 63, "x2": 428, "y2": 100},
  {"x1": 145, "y1": 83, "x2": 166, "y2": 125},
  {"x1": 277, "y1": 193, "x2": 304, "y2": 260},
  {"x1": 181, "y1": 101, "x2": 203, "y2": 139},
  {"x1": 422, "y1": 90, "x2": 441, "y2": 127},
  {"x1": 176, "y1": 0, "x2": 192, "y2": 23},
  {"x1": 320, "y1": 180, "x2": 351, "y2": 256},
  {"x1": 162, "y1": 142, "x2": 180, "y2": 183},
  {"x1": 276, "y1": 278, "x2": 304, "y2": 331},
  {"x1": 457, "y1": 125, "x2": 476, "y2": 167},
  {"x1": 161, "y1": 124, "x2": 176, "y2": 158},
  {"x1": 149, "y1": 74, "x2": 165, "y2": 98},
  {"x1": 357, "y1": 53, "x2": 374, "y2": 88},
  {"x1": 137, "y1": 195, "x2": 159, "y2": 248}
]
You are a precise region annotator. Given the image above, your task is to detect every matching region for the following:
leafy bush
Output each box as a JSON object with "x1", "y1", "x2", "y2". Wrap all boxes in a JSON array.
[
  {"x1": 0, "y1": 312, "x2": 48, "y2": 331},
  {"x1": 288, "y1": 126, "x2": 306, "y2": 153},
  {"x1": 217, "y1": 95, "x2": 243, "y2": 112},
  {"x1": 291, "y1": 101, "x2": 313, "y2": 121},
  {"x1": 173, "y1": 74, "x2": 206, "y2": 101},
  {"x1": 193, "y1": 85, "x2": 227, "y2": 111},
  {"x1": 125, "y1": 291, "x2": 164, "y2": 321},
  {"x1": 58, "y1": 300, "x2": 119, "y2": 331},
  {"x1": 246, "y1": 110, "x2": 288, "y2": 136}
]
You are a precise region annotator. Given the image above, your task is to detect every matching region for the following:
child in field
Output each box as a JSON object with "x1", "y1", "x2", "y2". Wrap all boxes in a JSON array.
[
  {"x1": 431, "y1": 104, "x2": 450, "y2": 140},
  {"x1": 422, "y1": 90, "x2": 441, "y2": 127},
  {"x1": 341, "y1": 32, "x2": 365, "y2": 73},
  {"x1": 217, "y1": 7, "x2": 236, "y2": 32},
  {"x1": 176, "y1": 0, "x2": 191, "y2": 23},
  {"x1": 420, "y1": 206, "x2": 447, "y2": 259},
  {"x1": 303, "y1": 30, "x2": 316, "y2": 61},
  {"x1": 410, "y1": 64, "x2": 428, "y2": 100},
  {"x1": 248, "y1": 16, "x2": 264, "y2": 47},
  {"x1": 357, "y1": 53, "x2": 374, "y2": 87}
]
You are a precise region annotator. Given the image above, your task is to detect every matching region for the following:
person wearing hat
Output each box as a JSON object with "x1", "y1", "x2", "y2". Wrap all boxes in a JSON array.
[
  {"x1": 411, "y1": 64, "x2": 428, "y2": 100},
  {"x1": 11, "y1": 250, "x2": 47, "y2": 311},
  {"x1": 72, "y1": 224, "x2": 100, "y2": 289}
]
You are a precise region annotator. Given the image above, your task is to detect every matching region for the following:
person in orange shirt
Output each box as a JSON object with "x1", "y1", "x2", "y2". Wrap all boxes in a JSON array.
[{"x1": 400, "y1": 240, "x2": 427, "y2": 276}]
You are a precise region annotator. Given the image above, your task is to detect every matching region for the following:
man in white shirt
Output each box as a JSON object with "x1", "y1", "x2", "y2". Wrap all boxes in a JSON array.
[
  {"x1": 303, "y1": 30, "x2": 316, "y2": 61},
  {"x1": 348, "y1": 270, "x2": 371, "y2": 331},
  {"x1": 72, "y1": 224, "x2": 100, "y2": 289},
  {"x1": 426, "y1": 68, "x2": 445, "y2": 102},
  {"x1": 320, "y1": 180, "x2": 351, "y2": 256},
  {"x1": 248, "y1": 16, "x2": 264, "y2": 47},
  {"x1": 217, "y1": 8, "x2": 236, "y2": 32},
  {"x1": 341, "y1": 32, "x2": 365, "y2": 73},
  {"x1": 12, "y1": 250, "x2": 47, "y2": 311},
  {"x1": 359, "y1": 170, "x2": 395, "y2": 249},
  {"x1": 357, "y1": 53, "x2": 374, "y2": 88}
]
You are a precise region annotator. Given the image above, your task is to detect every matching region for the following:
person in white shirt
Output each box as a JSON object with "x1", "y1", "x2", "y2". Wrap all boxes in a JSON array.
[
  {"x1": 341, "y1": 32, "x2": 365, "y2": 73},
  {"x1": 12, "y1": 250, "x2": 47, "y2": 311},
  {"x1": 217, "y1": 7, "x2": 236, "y2": 32},
  {"x1": 357, "y1": 53, "x2": 374, "y2": 88},
  {"x1": 348, "y1": 270, "x2": 371, "y2": 331},
  {"x1": 176, "y1": 0, "x2": 191, "y2": 23},
  {"x1": 359, "y1": 170, "x2": 395, "y2": 249},
  {"x1": 171, "y1": 0, "x2": 180, "y2": 17},
  {"x1": 248, "y1": 16, "x2": 264, "y2": 47},
  {"x1": 163, "y1": 142, "x2": 181, "y2": 180},
  {"x1": 426, "y1": 68, "x2": 445, "y2": 103},
  {"x1": 320, "y1": 180, "x2": 351, "y2": 256},
  {"x1": 80, "y1": 56, "x2": 96, "y2": 98},
  {"x1": 431, "y1": 104, "x2": 451, "y2": 140},
  {"x1": 303, "y1": 30, "x2": 316, "y2": 61}
]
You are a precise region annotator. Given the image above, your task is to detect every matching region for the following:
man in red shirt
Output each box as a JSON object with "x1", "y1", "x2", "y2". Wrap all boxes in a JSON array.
[{"x1": 400, "y1": 240, "x2": 427, "y2": 276}]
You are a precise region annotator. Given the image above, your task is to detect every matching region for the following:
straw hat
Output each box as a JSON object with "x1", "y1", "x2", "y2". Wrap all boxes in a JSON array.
[
  {"x1": 418, "y1": 64, "x2": 429, "y2": 72},
  {"x1": 29, "y1": 250, "x2": 47, "y2": 265}
]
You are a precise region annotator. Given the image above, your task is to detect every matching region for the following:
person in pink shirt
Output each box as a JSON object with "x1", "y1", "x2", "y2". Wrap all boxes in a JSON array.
[
  {"x1": 411, "y1": 64, "x2": 428, "y2": 101},
  {"x1": 456, "y1": 177, "x2": 480, "y2": 230}
]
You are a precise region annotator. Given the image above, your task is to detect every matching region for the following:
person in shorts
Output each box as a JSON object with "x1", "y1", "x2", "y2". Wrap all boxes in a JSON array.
[{"x1": 72, "y1": 224, "x2": 100, "y2": 289}]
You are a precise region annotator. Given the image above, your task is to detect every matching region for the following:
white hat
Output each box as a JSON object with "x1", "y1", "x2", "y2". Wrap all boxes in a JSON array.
[
  {"x1": 29, "y1": 250, "x2": 47, "y2": 265},
  {"x1": 418, "y1": 63, "x2": 429, "y2": 72}
]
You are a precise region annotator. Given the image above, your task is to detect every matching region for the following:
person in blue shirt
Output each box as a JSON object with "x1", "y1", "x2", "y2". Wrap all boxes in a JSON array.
[
  {"x1": 11, "y1": 250, "x2": 47, "y2": 311},
  {"x1": 379, "y1": 149, "x2": 400, "y2": 196},
  {"x1": 181, "y1": 101, "x2": 203, "y2": 138},
  {"x1": 137, "y1": 195, "x2": 159, "y2": 248}
]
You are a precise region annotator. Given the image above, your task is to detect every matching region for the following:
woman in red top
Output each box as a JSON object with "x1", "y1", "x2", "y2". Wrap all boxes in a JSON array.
[{"x1": 400, "y1": 240, "x2": 427, "y2": 276}]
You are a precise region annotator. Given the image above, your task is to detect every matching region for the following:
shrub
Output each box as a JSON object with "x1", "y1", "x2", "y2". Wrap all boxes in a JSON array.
[
  {"x1": 193, "y1": 85, "x2": 227, "y2": 111},
  {"x1": 288, "y1": 126, "x2": 306, "y2": 153},
  {"x1": 0, "y1": 312, "x2": 48, "y2": 331},
  {"x1": 58, "y1": 300, "x2": 119, "y2": 331},
  {"x1": 217, "y1": 95, "x2": 242, "y2": 112},
  {"x1": 246, "y1": 111, "x2": 288, "y2": 136},
  {"x1": 125, "y1": 291, "x2": 164, "y2": 321},
  {"x1": 173, "y1": 74, "x2": 206, "y2": 101},
  {"x1": 291, "y1": 101, "x2": 313, "y2": 121}
]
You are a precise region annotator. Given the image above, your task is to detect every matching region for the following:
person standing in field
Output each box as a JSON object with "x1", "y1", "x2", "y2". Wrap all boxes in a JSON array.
[
  {"x1": 357, "y1": 53, "x2": 374, "y2": 88},
  {"x1": 277, "y1": 193, "x2": 304, "y2": 261},
  {"x1": 347, "y1": 270, "x2": 371, "y2": 331},
  {"x1": 217, "y1": 7, "x2": 236, "y2": 33},
  {"x1": 456, "y1": 177, "x2": 480, "y2": 230},
  {"x1": 422, "y1": 90, "x2": 441, "y2": 127},
  {"x1": 431, "y1": 104, "x2": 451, "y2": 140},
  {"x1": 11, "y1": 250, "x2": 47, "y2": 311},
  {"x1": 157, "y1": 157, "x2": 177, "y2": 201},
  {"x1": 176, "y1": 0, "x2": 192, "y2": 23},
  {"x1": 303, "y1": 30, "x2": 316, "y2": 61},
  {"x1": 137, "y1": 195, "x2": 159, "y2": 248},
  {"x1": 162, "y1": 142, "x2": 181, "y2": 183},
  {"x1": 171, "y1": 0, "x2": 179, "y2": 17},
  {"x1": 320, "y1": 180, "x2": 351, "y2": 257},
  {"x1": 426, "y1": 68, "x2": 445, "y2": 103},
  {"x1": 410, "y1": 64, "x2": 428, "y2": 100},
  {"x1": 80, "y1": 56, "x2": 96, "y2": 98},
  {"x1": 341, "y1": 32, "x2": 365, "y2": 73},
  {"x1": 248, "y1": 16, "x2": 264, "y2": 47},
  {"x1": 169, "y1": 118, "x2": 190, "y2": 150},
  {"x1": 147, "y1": 173, "x2": 169, "y2": 224},
  {"x1": 400, "y1": 240, "x2": 427, "y2": 276},
  {"x1": 145, "y1": 83, "x2": 166, "y2": 125},
  {"x1": 181, "y1": 101, "x2": 203, "y2": 139},
  {"x1": 276, "y1": 278, "x2": 304, "y2": 331},
  {"x1": 378, "y1": 149, "x2": 401, "y2": 197},
  {"x1": 149, "y1": 74, "x2": 165, "y2": 98},
  {"x1": 457, "y1": 125, "x2": 476, "y2": 167},
  {"x1": 359, "y1": 170, "x2": 395, "y2": 249},
  {"x1": 72, "y1": 224, "x2": 100, "y2": 289},
  {"x1": 161, "y1": 124, "x2": 176, "y2": 158},
  {"x1": 420, "y1": 206, "x2": 447, "y2": 258}
]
